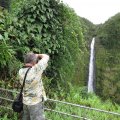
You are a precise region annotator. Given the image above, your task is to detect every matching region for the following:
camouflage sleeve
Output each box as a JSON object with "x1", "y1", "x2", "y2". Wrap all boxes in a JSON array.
[{"x1": 34, "y1": 55, "x2": 49, "y2": 72}]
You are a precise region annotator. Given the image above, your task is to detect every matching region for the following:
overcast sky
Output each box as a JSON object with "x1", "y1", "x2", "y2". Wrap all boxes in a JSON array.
[{"x1": 62, "y1": 0, "x2": 120, "y2": 24}]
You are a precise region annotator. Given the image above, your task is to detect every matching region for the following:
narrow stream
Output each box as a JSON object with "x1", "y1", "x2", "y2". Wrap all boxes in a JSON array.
[{"x1": 88, "y1": 37, "x2": 95, "y2": 93}]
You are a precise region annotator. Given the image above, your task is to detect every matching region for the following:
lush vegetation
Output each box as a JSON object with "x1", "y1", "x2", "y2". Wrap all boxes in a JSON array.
[
  {"x1": 0, "y1": 0, "x2": 88, "y2": 95},
  {"x1": 96, "y1": 13, "x2": 120, "y2": 104},
  {"x1": 0, "y1": 0, "x2": 120, "y2": 120},
  {"x1": 45, "y1": 87, "x2": 120, "y2": 120},
  {"x1": 80, "y1": 17, "x2": 96, "y2": 42},
  {"x1": 0, "y1": 0, "x2": 11, "y2": 10}
]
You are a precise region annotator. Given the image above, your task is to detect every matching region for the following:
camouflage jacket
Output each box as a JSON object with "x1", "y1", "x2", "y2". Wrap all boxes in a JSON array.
[{"x1": 19, "y1": 56, "x2": 49, "y2": 105}]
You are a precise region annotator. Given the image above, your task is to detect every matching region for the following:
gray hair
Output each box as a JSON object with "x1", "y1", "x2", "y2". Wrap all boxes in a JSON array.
[{"x1": 24, "y1": 52, "x2": 38, "y2": 63}]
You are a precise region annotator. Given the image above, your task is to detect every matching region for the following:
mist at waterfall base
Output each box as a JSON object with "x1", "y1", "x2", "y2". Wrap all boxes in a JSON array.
[{"x1": 88, "y1": 38, "x2": 95, "y2": 93}]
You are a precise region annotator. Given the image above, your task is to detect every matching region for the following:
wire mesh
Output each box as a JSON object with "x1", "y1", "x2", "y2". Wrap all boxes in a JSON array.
[{"x1": 0, "y1": 88, "x2": 120, "y2": 120}]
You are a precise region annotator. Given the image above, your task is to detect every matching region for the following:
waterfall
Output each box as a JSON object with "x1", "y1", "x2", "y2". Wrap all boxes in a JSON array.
[{"x1": 88, "y1": 37, "x2": 95, "y2": 93}]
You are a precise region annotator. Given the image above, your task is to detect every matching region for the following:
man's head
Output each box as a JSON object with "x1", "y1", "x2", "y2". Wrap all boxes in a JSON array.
[{"x1": 24, "y1": 52, "x2": 38, "y2": 65}]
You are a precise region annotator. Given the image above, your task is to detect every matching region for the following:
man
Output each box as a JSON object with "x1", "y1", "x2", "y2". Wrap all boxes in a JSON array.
[{"x1": 19, "y1": 52, "x2": 49, "y2": 120}]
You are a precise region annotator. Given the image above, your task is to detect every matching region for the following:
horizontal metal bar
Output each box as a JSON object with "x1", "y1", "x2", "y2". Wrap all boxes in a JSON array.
[
  {"x1": 47, "y1": 98, "x2": 120, "y2": 116},
  {"x1": 0, "y1": 105, "x2": 89, "y2": 119},
  {"x1": 1, "y1": 88, "x2": 120, "y2": 117},
  {"x1": 0, "y1": 105, "x2": 12, "y2": 110},
  {"x1": 0, "y1": 96, "x2": 14, "y2": 102},
  {"x1": 0, "y1": 88, "x2": 19, "y2": 93},
  {"x1": 45, "y1": 108, "x2": 90, "y2": 120}
]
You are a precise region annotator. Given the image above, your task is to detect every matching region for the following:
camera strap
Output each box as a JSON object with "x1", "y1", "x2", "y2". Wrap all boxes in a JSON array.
[{"x1": 20, "y1": 67, "x2": 31, "y2": 95}]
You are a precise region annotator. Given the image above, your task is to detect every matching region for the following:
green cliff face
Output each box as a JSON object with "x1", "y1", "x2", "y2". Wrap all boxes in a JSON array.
[{"x1": 96, "y1": 13, "x2": 120, "y2": 103}]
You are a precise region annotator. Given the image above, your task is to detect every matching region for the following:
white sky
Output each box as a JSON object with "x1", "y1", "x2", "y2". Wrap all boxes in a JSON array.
[{"x1": 62, "y1": 0, "x2": 120, "y2": 24}]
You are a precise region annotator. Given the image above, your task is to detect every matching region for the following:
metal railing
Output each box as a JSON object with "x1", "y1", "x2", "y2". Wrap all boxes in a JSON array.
[{"x1": 0, "y1": 87, "x2": 120, "y2": 120}]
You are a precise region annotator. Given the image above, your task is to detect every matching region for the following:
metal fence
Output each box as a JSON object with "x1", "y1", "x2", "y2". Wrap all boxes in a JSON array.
[{"x1": 0, "y1": 87, "x2": 120, "y2": 120}]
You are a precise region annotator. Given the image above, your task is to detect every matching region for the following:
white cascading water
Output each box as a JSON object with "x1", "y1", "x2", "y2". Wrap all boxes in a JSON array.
[{"x1": 88, "y1": 37, "x2": 95, "y2": 93}]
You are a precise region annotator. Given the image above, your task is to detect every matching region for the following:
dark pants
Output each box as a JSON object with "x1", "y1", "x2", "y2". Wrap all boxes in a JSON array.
[{"x1": 22, "y1": 102, "x2": 45, "y2": 120}]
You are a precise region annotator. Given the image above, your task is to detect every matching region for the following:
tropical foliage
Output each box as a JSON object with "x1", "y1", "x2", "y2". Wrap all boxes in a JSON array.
[
  {"x1": 0, "y1": 0, "x2": 88, "y2": 95},
  {"x1": 80, "y1": 17, "x2": 96, "y2": 42},
  {"x1": 0, "y1": 0, "x2": 120, "y2": 120},
  {"x1": 0, "y1": 0, "x2": 11, "y2": 9},
  {"x1": 96, "y1": 13, "x2": 120, "y2": 103}
]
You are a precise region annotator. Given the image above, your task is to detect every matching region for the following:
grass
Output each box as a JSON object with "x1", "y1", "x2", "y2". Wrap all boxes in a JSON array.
[{"x1": 0, "y1": 86, "x2": 120, "y2": 120}]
